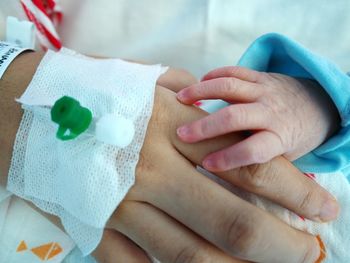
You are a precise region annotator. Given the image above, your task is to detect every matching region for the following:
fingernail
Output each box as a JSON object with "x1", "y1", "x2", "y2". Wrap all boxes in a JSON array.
[
  {"x1": 203, "y1": 159, "x2": 214, "y2": 169},
  {"x1": 177, "y1": 91, "x2": 186, "y2": 100},
  {"x1": 177, "y1": 126, "x2": 190, "y2": 137},
  {"x1": 319, "y1": 198, "x2": 339, "y2": 222}
]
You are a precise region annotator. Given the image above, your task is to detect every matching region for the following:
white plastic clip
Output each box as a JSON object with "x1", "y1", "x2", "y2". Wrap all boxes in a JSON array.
[
  {"x1": 95, "y1": 113, "x2": 135, "y2": 148},
  {"x1": 6, "y1": 16, "x2": 35, "y2": 49}
]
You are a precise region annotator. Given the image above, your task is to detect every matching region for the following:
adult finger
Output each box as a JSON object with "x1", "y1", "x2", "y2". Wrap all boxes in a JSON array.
[
  {"x1": 109, "y1": 201, "x2": 244, "y2": 263},
  {"x1": 203, "y1": 131, "x2": 284, "y2": 171},
  {"x1": 177, "y1": 77, "x2": 261, "y2": 105},
  {"x1": 157, "y1": 67, "x2": 198, "y2": 92},
  {"x1": 140, "y1": 150, "x2": 321, "y2": 263},
  {"x1": 202, "y1": 66, "x2": 262, "y2": 83},
  {"x1": 165, "y1": 92, "x2": 339, "y2": 222},
  {"x1": 173, "y1": 126, "x2": 339, "y2": 222},
  {"x1": 92, "y1": 229, "x2": 151, "y2": 263},
  {"x1": 177, "y1": 103, "x2": 268, "y2": 143}
]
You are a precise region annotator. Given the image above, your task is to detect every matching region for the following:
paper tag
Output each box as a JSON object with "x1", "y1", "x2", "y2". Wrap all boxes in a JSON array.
[{"x1": 6, "y1": 16, "x2": 35, "y2": 49}]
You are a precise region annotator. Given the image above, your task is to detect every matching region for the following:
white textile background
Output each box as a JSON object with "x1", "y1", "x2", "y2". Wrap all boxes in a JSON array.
[
  {"x1": 60, "y1": 0, "x2": 350, "y2": 76},
  {"x1": 1, "y1": 0, "x2": 350, "y2": 76}
]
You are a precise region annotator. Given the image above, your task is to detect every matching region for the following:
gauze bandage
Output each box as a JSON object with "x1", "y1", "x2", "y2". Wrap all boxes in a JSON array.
[{"x1": 8, "y1": 48, "x2": 166, "y2": 255}]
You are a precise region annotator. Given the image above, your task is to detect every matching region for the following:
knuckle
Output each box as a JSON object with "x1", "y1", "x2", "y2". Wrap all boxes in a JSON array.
[
  {"x1": 221, "y1": 78, "x2": 237, "y2": 95},
  {"x1": 230, "y1": 105, "x2": 249, "y2": 128},
  {"x1": 222, "y1": 106, "x2": 234, "y2": 123},
  {"x1": 173, "y1": 246, "x2": 212, "y2": 263},
  {"x1": 238, "y1": 161, "x2": 277, "y2": 190},
  {"x1": 219, "y1": 211, "x2": 258, "y2": 257}
]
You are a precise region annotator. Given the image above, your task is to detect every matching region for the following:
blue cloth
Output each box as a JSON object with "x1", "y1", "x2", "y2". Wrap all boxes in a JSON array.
[{"x1": 237, "y1": 33, "x2": 350, "y2": 179}]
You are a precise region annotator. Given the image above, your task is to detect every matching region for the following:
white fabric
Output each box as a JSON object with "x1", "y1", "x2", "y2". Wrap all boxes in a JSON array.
[
  {"x1": 0, "y1": 186, "x2": 11, "y2": 237},
  {"x1": 0, "y1": 189, "x2": 96, "y2": 263},
  {"x1": 7, "y1": 48, "x2": 164, "y2": 255},
  {"x1": 56, "y1": 0, "x2": 350, "y2": 77},
  {"x1": 3, "y1": 0, "x2": 348, "y2": 77},
  {"x1": 0, "y1": 186, "x2": 11, "y2": 204},
  {"x1": 0, "y1": 196, "x2": 75, "y2": 263},
  {"x1": 0, "y1": 189, "x2": 11, "y2": 235}
]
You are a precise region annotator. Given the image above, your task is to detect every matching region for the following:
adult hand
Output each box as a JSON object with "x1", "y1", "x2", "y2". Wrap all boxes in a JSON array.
[
  {"x1": 92, "y1": 67, "x2": 199, "y2": 263},
  {"x1": 102, "y1": 85, "x2": 337, "y2": 263},
  {"x1": 0, "y1": 52, "x2": 334, "y2": 262}
]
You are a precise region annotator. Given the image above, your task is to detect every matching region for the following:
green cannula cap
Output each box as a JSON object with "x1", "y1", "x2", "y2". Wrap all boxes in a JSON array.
[{"x1": 51, "y1": 96, "x2": 92, "y2": 141}]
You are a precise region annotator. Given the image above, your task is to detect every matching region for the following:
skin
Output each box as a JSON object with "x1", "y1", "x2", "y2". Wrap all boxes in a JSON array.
[
  {"x1": 0, "y1": 52, "x2": 338, "y2": 262},
  {"x1": 176, "y1": 66, "x2": 340, "y2": 172}
]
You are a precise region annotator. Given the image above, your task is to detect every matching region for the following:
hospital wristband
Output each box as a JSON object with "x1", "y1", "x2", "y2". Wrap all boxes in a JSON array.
[{"x1": 0, "y1": 41, "x2": 32, "y2": 79}]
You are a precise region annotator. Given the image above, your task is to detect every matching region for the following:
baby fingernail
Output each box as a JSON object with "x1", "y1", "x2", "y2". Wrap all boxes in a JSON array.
[
  {"x1": 319, "y1": 198, "x2": 339, "y2": 221},
  {"x1": 203, "y1": 159, "x2": 214, "y2": 169},
  {"x1": 177, "y1": 91, "x2": 186, "y2": 100},
  {"x1": 177, "y1": 126, "x2": 190, "y2": 137}
]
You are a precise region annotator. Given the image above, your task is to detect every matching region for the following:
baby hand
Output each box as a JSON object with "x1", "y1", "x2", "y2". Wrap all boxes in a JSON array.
[{"x1": 176, "y1": 66, "x2": 339, "y2": 171}]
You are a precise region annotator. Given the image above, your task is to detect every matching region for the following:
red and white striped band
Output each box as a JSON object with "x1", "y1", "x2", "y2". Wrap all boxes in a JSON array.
[{"x1": 20, "y1": 0, "x2": 62, "y2": 50}]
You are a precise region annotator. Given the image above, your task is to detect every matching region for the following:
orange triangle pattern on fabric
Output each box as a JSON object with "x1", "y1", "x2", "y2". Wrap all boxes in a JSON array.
[
  {"x1": 47, "y1": 242, "x2": 63, "y2": 260},
  {"x1": 16, "y1": 240, "x2": 28, "y2": 252},
  {"x1": 31, "y1": 242, "x2": 53, "y2": 260}
]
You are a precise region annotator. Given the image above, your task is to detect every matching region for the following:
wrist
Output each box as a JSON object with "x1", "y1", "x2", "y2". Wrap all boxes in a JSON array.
[
  {"x1": 301, "y1": 78, "x2": 340, "y2": 141},
  {"x1": 0, "y1": 51, "x2": 45, "y2": 184}
]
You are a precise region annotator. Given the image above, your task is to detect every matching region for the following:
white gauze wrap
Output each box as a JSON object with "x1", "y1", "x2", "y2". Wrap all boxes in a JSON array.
[{"x1": 7, "y1": 48, "x2": 166, "y2": 255}]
